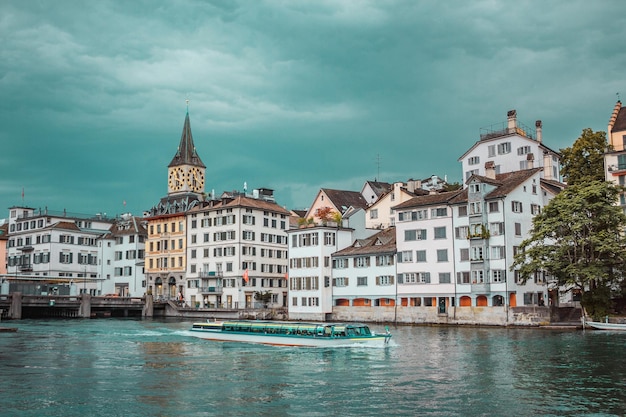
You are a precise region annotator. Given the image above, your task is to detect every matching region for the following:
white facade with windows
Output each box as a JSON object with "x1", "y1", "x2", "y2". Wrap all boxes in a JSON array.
[
  {"x1": 4, "y1": 206, "x2": 114, "y2": 295},
  {"x1": 331, "y1": 227, "x2": 397, "y2": 308},
  {"x1": 287, "y1": 225, "x2": 356, "y2": 320},
  {"x1": 185, "y1": 194, "x2": 290, "y2": 309},
  {"x1": 452, "y1": 169, "x2": 559, "y2": 308},
  {"x1": 100, "y1": 214, "x2": 147, "y2": 296},
  {"x1": 459, "y1": 110, "x2": 561, "y2": 182},
  {"x1": 393, "y1": 193, "x2": 458, "y2": 311}
]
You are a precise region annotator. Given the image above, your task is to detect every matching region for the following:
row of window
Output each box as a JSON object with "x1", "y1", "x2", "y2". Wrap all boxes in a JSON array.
[
  {"x1": 291, "y1": 232, "x2": 336, "y2": 247},
  {"x1": 222, "y1": 278, "x2": 288, "y2": 288},
  {"x1": 332, "y1": 254, "x2": 395, "y2": 268},
  {"x1": 307, "y1": 262, "x2": 535, "y2": 285},
  {"x1": 467, "y1": 145, "x2": 534, "y2": 166},
  {"x1": 7, "y1": 234, "x2": 100, "y2": 247},
  {"x1": 397, "y1": 208, "x2": 448, "y2": 222},
  {"x1": 114, "y1": 250, "x2": 145, "y2": 260},
  {"x1": 149, "y1": 221, "x2": 185, "y2": 235},
  {"x1": 333, "y1": 276, "x2": 395, "y2": 287},
  {"x1": 114, "y1": 266, "x2": 134, "y2": 276},
  {"x1": 190, "y1": 214, "x2": 288, "y2": 230},
  {"x1": 7, "y1": 252, "x2": 98, "y2": 266}
]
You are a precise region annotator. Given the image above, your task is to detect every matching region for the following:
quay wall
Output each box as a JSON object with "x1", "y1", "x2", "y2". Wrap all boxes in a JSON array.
[{"x1": 327, "y1": 305, "x2": 552, "y2": 326}]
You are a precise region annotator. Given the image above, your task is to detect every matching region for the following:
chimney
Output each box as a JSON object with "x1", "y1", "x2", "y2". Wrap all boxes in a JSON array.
[
  {"x1": 535, "y1": 120, "x2": 542, "y2": 143},
  {"x1": 405, "y1": 180, "x2": 415, "y2": 194},
  {"x1": 527, "y1": 153, "x2": 535, "y2": 169},
  {"x1": 485, "y1": 161, "x2": 496, "y2": 179},
  {"x1": 543, "y1": 151, "x2": 553, "y2": 180},
  {"x1": 507, "y1": 109, "x2": 517, "y2": 130}
]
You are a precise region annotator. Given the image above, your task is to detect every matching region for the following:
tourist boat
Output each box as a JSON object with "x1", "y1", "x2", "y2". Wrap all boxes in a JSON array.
[
  {"x1": 583, "y1": 316, "x2": 626, "y2": 331},
  {"x1": 190, "y1": 320, "x2": 392, "y2": 347}
]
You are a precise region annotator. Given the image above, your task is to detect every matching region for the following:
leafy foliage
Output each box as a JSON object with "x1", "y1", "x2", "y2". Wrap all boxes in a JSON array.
[
  {"x1": 254, "y1": 291, "x2": 273, "y2": 308},
  {"x1": 560, "y1": 128, "x2": 609, "y2": 185},
  {"x1": 511, "y1": 181, "x2": 626, "y2": 319}
]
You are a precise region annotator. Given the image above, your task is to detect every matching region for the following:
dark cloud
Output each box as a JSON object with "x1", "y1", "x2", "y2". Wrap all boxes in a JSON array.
[{"x1": 1, "y1": 0, "x2": 625, "y2": 216}]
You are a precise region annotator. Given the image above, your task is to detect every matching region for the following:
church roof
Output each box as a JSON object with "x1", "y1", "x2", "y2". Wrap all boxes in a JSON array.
[{"x1": 168, "y1": 111, "x2": 206, "y2": 168}]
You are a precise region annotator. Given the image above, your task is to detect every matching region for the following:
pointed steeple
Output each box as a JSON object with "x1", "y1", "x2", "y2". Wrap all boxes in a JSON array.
[{"x1": 168, "y1": 110, "x2": 206, "y2": 168}]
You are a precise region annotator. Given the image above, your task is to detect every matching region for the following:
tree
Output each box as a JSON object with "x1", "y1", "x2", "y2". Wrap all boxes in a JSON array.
[
  {"x1": 254, "y1": 291, "x2": 273, "y2": 308},
  {"x1": 316, "y1": 206, "x2": 334, "y2": 225},
  {"x1": 511, "y1": 181, "x2": 626, "y2": 319},
  {"x1": 442, "y1": 182, "x2": 462, "y2": 192},
  {"x1": 560, "y1": 128, "x2": 609, "y2": 185}
]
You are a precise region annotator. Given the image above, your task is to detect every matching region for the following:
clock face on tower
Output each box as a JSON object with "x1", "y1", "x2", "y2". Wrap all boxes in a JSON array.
[
  {"x1": 168, "y1": 167, "x2": 184, "y2": 191},
  {"x1": 187, "y1": 167, "x2": 205, "y2": 192}
]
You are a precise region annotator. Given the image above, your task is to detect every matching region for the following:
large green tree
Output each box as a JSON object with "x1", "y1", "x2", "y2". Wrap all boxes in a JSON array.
[
  {"x1": 512, "y1": 129, "x2": 626, "y2": 318},
  {"x1": 559, "y1": 128, "x2": 609, "y2": 185}
]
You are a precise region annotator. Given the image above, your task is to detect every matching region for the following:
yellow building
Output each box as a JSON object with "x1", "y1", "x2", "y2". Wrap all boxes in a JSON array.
[{"x1": 144, "y1": 108, "x2": 206, "y2": 300}]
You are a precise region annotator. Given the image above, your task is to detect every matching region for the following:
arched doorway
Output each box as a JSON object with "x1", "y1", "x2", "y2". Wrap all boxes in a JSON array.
[
  {"x1": 476, "y1": 295, "x2": 488, "y2": 306},
  {"x1": 509, "y1": 293, "x2": 517, "y2": 307},
  {"x1": 154, "y1": 277, "x2": 163, "y2": 298},
  {"x1": 493, "y1": 295, "x2": 504, "y2": 306},
  {"x1": 168, "y1": 277, "x2": 177, "y2": 299},
  {"x1": 335, "y1": 299, "x2": 350, "y2": 307},
  {"x1": 459, "y1": 296, "x2": 472, "y2": 307}
]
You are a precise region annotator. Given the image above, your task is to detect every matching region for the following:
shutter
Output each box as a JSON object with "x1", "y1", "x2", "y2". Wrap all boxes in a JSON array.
[
  {"x1": 376, "y1": 276, "x2": 380, "y2": 285},
  {"x1": 397, "y1": 253, "x2": 402, "y2": 263},
  {"x1": 390, "y1": 276, "x2": 395, "y2": 285},
  {"x1": 397, "y1": 274, "x2": 404, "y2": 284},
  {"x1": 425, "y1": 272, "x2": 431, "y2": 283}
]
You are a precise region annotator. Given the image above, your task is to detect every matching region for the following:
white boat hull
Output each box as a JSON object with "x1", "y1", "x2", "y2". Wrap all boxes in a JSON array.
[
  {"x1": 584, "y1": 320, "x2": 626, "y2": 331},
  {"x1": 189, "y1": 321, "x2": 391, "y2": 347},
  {"x1": 190, "y1": 329, "x2": 390, "y2": 347}
]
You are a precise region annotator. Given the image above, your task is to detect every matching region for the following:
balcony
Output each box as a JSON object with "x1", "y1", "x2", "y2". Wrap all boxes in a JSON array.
[
  {"x1": 19, "y1": 245, "x2": 34, "y2": 252},
  {"x1": 19, "y1": 264, "x2": 33, "y2": 272},
  {"x1": 199, "y1": 286, "x2": 223, "y2": 295},
  {"x1": 471, "y1": 282, "x2": 491, "y2": 292}
]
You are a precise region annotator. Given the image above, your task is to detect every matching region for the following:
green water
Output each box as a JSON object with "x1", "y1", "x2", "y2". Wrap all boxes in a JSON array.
[{"x1": 0, "y1": 319, "x2": 624, "y2": 416}]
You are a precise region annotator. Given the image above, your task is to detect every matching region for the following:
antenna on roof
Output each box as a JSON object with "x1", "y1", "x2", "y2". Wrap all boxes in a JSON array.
[
  {"x1": 375, "y1": 153, "x2": 382, "y2": 181},
  {"x1": 618, "y1": 92, "x2": 621, "y2": 102}
]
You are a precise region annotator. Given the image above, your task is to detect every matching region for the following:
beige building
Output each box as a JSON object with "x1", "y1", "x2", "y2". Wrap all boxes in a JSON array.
[
  {"x1": 144, "y1": 109, "x2": 206, "y2": 300},
  {"x1": 604, "y1": 100, "x2": 626, "y2": 212}
]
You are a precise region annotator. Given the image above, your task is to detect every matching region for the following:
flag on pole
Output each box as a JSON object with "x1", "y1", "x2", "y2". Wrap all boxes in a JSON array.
[
  {"x1": 243, "y1": 269, "x2": 249, "y2": 283},
  {"x1": 284, "y1": 273, "x2": 289, "y2": 280},
  {"x1": 21, "y1": 187, "x2": 24, "y2": 201}
]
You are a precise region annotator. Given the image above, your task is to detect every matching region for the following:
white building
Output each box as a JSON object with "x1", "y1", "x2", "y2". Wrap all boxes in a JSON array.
[
  {"x1": 185, "y1": 190, "x2": 291, "y2": 309},
  {"x1": 287, "y1": 224, "x2": 356, "y2": 321},
  {"x1": 459, "y1": 109, "x2": 561, "y2": 182},
  {"x1": 100, "y1": 213, "x2": 147, "y2": 296},
  {"x1": 365, "y1": 181, "x2": 428, "y2": 230},
  {"x1": 393, "y1": 191, "x2": 460, "y2": 312},
  {"x1": 4, "y1": 206, "x2": 114, "y2": 294},
  {"x1": 450, "y1": 168, "x2": 564, "y2": 308},
  {"x1": 331, "y1": 227, "x2": 397, "y2": 308}
]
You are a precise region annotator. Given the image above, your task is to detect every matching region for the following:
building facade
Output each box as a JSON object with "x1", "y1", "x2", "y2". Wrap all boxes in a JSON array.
[
  {"x1": 459, "y1": 109, "x2": 561, "y2": 182},
  {"x1": 144, "y1": 109, "x2": 205, "y2": 301},
  {"x1": 184, "y1": 191, "x2": 291, "y2": 309},
  {"x1": 4, "y1": 206, "x2": 114, "y2": 294}
]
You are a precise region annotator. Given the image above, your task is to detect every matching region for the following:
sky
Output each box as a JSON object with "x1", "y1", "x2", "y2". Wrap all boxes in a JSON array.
[{"x1": 1, "y1": 0, "x2": 625, "y2": 218}]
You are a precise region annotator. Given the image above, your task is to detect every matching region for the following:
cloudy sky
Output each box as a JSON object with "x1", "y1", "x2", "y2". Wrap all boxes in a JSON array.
[{"x1": 1, "y1": 1, "x2": 625, "y2": 218}]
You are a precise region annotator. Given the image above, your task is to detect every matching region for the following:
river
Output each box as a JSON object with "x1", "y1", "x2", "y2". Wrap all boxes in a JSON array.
[{"x1": 0, "y1": 319, "x2": 624, "y2": 416}]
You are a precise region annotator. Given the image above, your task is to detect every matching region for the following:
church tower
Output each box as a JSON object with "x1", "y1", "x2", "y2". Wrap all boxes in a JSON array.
[
  {"x1": 167, "y1": 108, "x2": 206, "y2": 195},
  {"x1": 147, "y1": 105, "x2": 207, "y2": 216}
]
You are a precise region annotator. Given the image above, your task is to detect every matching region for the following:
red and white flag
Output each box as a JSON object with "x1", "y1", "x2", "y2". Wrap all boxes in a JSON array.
[{"x1": 243, "y1": 269, "x2": 249, "y2": 283}]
